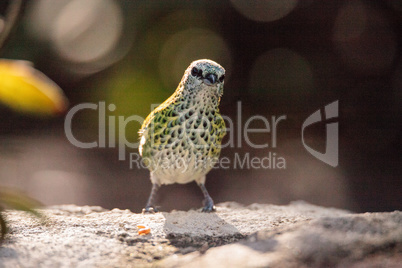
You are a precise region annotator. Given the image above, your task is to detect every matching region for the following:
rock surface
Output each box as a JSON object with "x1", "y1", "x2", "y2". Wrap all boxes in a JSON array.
[{"x1": 0, "y1": 202, "x2": 401, "y2": 267}]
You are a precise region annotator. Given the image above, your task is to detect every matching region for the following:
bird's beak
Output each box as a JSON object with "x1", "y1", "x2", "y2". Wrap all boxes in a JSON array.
[{"x1": 202, "y1": 73, "x2": 217, "y2": 86}]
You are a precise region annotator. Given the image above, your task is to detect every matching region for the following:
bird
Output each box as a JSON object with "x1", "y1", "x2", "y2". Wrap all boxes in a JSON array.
[{"x1": 139, "y1": 59, "x2": 226, "y2": 213}]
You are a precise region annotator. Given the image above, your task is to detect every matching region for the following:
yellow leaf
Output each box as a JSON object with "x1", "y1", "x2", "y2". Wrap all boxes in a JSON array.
[{"x1": 0, "y1": 60, "x2": 68, "y2": 115}]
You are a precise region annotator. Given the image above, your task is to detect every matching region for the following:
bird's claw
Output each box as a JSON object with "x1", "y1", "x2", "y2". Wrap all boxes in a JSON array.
[
  {"x1": 201, "y1": 205, "x2": 216, "y2": 213},
  {"x1": 142, "y1": 207, "x2": 159, "y2": 214}
]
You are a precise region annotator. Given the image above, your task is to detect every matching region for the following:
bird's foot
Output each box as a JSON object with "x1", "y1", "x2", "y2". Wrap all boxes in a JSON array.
[
  {"x1": 201, "y1": 199, "x2": 216, "y2": 212},
  {"x1": 201, "y1": 205, "x2": 216, "y2": 212},
  {"x1": 198, "y1": 183, "x2": 216, "y2": 212},
  {"x1": 142, "y1": 206, "x2": 159, "y2": 214}
]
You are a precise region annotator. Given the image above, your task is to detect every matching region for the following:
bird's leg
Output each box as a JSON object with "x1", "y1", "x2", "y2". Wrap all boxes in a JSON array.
[
  {"x1": 198, "y1": 183, "x2": 216, "y2": 212},
  {"x1": 142, "y1": 183, "x2": 160, "y2": 213}
]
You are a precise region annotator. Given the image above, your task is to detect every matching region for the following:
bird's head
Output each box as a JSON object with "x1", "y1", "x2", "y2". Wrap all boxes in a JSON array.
[{"x1": 178, "y1": 59, "x2": 225, "y2": 102}]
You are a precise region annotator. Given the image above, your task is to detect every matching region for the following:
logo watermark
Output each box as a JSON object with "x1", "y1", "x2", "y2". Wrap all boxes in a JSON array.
[
  {"x1": 129, "y1": 152, "x2": 286, "y2": 171},
  {"x1": 302, "y1": 100, "x2": 338, "y2": 167},
  {"x1": 64, "y1": 100, "x2": 338, "y2": 169}
]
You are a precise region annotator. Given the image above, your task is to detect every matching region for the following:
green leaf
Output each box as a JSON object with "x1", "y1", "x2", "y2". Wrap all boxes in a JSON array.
[{"x1": 0, "y1": 189, "x2": 42, "y2": 218}]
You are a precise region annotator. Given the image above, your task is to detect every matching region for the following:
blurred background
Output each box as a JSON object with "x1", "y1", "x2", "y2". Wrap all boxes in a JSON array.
[{"x1": 0, "y1": 0, "x2": 400, "y2": 213}]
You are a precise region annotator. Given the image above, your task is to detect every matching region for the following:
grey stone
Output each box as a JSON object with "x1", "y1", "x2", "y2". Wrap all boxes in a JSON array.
[{"x1": 0, "y1": 202, "x2": 400, "y2": 267}]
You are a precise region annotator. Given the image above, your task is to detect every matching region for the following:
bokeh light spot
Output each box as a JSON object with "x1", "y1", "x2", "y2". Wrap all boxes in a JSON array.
[
  {"x1": 333, "y1": 1, "x2": 367, "y2": 41},
  {"x1": 333, "y1": 0, "x2": 397, "y2": 75},
  {"x1": 53, "y1": 0, "x2": 123, "y2": 64},
  {"x1": 102, "y1": 67, "x2": 168, "y2": 144},
  {"x1": 25, "y1": 0, "x2": 71, "y2": 41},
  {"x1": 249, "y1": 48, "x2": 314, "y2": 98},
  {"x1": 230, "y1": 0, "x2": 299, "y2": 22},
  {"x1": 26, "y1": 0, "x2": 130, "y2": 75},
  {"x1": 31, "y1": 170, "x2": 89, "y2": 205},
  {"x1": 159, "y1": 28, "x2": 232, "y2": 89}
]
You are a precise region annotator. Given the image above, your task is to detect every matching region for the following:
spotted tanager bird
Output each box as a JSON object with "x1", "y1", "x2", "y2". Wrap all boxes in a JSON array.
[{"x1": 139, "y1": 59, "x2": 226, "y2": 212}]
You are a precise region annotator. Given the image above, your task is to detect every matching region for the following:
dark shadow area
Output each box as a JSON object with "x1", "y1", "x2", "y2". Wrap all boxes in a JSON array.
[
  {"x1": 0, "y1": 247, "x2": 18, "y2": 261},
  {"x1": 162, "y1": 210, "x2": 246, "y2": 250}
]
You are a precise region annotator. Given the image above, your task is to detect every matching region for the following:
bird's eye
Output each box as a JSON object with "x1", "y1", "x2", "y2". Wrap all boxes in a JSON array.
[
  {"x1": 219, "y1": 75, "x2": 225, "y2": 82},
  {"x1": 191, "y1": 67, "x2": 200, "y2": 77}
]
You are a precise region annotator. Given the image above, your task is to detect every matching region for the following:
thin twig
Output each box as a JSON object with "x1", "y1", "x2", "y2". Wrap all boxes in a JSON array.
[{"x1": 0, "y1": 0, "x2": 23, "y2": 52}]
